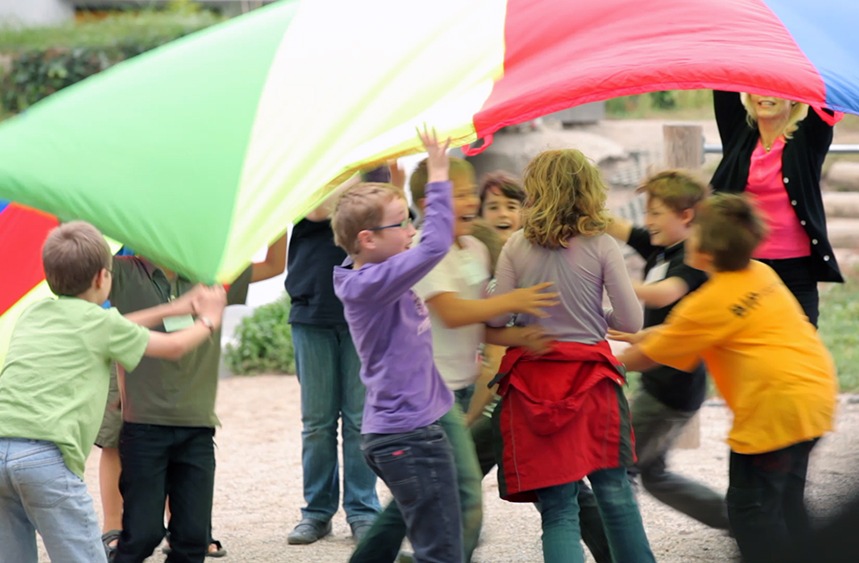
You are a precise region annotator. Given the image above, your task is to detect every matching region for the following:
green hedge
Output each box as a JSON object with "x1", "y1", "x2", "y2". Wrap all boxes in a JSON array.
[
  {"x1": 0, "y1": 10, "x2": 222, "y2": 113},
  {"x1": 224, "y1": 295, "x2": 295, "y2": 376}
]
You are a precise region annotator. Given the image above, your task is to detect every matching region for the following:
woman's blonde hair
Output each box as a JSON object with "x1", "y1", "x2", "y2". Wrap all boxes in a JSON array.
[
  {"x1": 521, "y1": 149, "x2": 609, "y2": 249},
  {"x1": 740, "y1": 93, "x2": 809, "y2": 139}
]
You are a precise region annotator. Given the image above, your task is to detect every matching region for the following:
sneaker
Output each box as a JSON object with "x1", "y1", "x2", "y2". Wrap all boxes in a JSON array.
[
  {"x1": 287, "y1": 518, "x2": 332, "y2": 545},
  {"x1": 350, "y1": 520, "x2": 374, "y2": 543}
]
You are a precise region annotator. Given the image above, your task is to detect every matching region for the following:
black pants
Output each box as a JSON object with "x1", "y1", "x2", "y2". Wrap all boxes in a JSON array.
[
  {"x1": 727, "y1": 439, "x2": 818, "y2": 563},
  {"x1": 115, "y1": 423, "x2": 215, "y2": 563},
  {"x1": 757, "y1": 257, "x2": 819, "y2": 327}
]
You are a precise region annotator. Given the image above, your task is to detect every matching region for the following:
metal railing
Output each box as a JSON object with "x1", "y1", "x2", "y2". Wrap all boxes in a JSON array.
[{"x1": 704, "y1": 144, "x2": 859, "y2": 155}]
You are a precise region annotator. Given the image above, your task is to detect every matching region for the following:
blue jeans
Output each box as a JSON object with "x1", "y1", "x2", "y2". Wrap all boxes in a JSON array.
[
  {"x1": 536, "y1": 468, "x2": 655, "y2": 563},
  {"x1": 0, "y1": 438, "x2": 106, "y2": 563},
  {"x1": 350, "y1": 406, "x2": 482, "y2": 562},
  {"x1": 362, "y1": 424, "x2": 463, "y2": 563},
  {"x1": 292, "y1": 323, "x2": 380, "y2": 524},
  {"x1": 115, "y1": 424, "x2": 215, "y2": 563}
]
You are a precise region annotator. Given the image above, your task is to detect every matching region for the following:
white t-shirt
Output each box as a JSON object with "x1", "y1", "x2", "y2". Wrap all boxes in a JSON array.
[{"x1": 413, "y1": 234, "x2": 491, "y2": 391}]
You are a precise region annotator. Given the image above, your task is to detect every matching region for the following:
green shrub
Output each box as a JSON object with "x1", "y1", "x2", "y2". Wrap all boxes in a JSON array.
[
  {"x1": 0, "y1": 10, "x2": 222, "y2": 113},
  {"x1": 225, "y1": 295, "x2": 295, "y2": 376},
  {"x1": 818, "y1": 274, "x2": 859, "y2": 392}
]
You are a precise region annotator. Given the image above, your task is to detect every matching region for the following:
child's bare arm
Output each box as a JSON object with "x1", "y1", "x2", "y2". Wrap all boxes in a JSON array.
[
  {"x1": 464, "y1": 342, "x2": 505, "y2": 427},
  {"x1": 251, "y1": 233, "x2": 288, "y2": 282},
  {"x1": 606, "y1": 215, "x2": 633, "y2": 243},
  {"x1": 123, "y1": 284, "x2": 210, "y2": 328},
  {"x1": 425, "y1": 283, "x2": 558, "y2": 329},
  {"x1": 486, "y1": 325, "x2": 551, "y2": 353},
  {"x1": 633, "y1": 276, "x2": 691, "y2": 309},
  {"x1": 616, "y1": 344, "x2": 659, "y2": 373},
  {"x1": 142, "y1": 286, "x2": 226, "y2": 361}
]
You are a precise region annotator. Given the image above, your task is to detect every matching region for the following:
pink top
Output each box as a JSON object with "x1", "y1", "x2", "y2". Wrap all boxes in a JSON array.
[{"x1": 746, "y1": 137, "x2": 810, "y2": 259}]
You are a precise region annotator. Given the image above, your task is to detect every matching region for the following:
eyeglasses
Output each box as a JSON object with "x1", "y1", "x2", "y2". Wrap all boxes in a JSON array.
[{"x1": 369, "y1": 217, "x2": 413, "y2": 231}]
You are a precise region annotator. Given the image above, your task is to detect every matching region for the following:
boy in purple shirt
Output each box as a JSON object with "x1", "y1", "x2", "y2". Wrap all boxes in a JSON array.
[{"x1": 332, "y1": 130, "x2": 462, "y2": 562}]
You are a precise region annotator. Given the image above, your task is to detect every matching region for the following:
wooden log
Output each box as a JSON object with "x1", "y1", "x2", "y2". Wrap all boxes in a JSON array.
[{"x1": 663, "y1": 123, "x2": 703, "y2": 450}]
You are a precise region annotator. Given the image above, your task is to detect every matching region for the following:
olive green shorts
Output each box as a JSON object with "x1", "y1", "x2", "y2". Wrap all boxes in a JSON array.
[{"x1": 95, "y1": 363, "x2": 122, "y2": 449}]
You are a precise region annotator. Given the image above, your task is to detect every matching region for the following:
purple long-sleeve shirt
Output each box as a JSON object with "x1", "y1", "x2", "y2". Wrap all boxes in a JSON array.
[{"x1": 333, "y1": 181, "x2": 455, "y2": 434}]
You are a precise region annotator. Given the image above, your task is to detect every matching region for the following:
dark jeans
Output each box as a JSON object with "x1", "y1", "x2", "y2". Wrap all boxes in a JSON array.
[
  {"x1": 632, "y1": 389, "x2": 729, "y2": 529},
  {"x1": 115, "y1": 424, "x2": 215, "y2": 563},
  {"x1": 757, "y1": 257, "x2": 819, "y2": 327},
  {"x1": 727, "y1": 439, "x2": 818, "y2": 563},
  {"x1": 361, "y1": 424, "x2": 463, "y2": 563},
  {"x1": 470, "y1": 414, "x2": 612, "y2": 563}
]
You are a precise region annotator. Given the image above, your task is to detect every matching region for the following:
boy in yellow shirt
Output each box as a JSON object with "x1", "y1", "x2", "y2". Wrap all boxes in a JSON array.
[{"x1": 616, "y1": 194, "x2": 837, "y2": 563}]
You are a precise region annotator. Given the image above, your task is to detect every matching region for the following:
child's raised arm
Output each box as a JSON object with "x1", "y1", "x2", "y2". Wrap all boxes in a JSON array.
[{"x1": 251, "y1": 233, "x2": 288, "y2": 282}]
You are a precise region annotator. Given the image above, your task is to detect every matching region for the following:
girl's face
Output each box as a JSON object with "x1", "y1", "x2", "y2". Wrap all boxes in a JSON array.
[{"x1": 480, "y1": 187, "x2": 523, "y2": 243}]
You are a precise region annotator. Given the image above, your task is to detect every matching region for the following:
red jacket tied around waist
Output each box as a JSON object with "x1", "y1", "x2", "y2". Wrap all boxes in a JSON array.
[{"x1": 493, "y1": 340, "x2": 636, "y2": 502}]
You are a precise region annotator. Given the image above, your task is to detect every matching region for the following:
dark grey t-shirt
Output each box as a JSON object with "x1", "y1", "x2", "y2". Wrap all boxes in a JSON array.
[{"x1": 110, "y1": 257, "x2": 251, "y2": 427}]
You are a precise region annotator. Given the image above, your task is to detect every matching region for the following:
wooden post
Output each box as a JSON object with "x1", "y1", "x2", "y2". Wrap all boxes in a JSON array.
[
  {"x1": 663, "y1": 123, "x2": 704, "y2": 168},
  {"x1": 663, "y1": 123, "x2": 703, "y2": 449}
]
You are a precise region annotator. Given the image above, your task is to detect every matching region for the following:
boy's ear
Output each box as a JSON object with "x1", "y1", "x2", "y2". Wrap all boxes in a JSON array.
[
  {"x1": 680, "y1": 208, "x2": 695, "y2": 227},
  {"x1": 93, "y1": 268, "x2": 109, "y2": 289},
  {"x1": 356, "y1": 229, "x2": 376, "y2": 252}
]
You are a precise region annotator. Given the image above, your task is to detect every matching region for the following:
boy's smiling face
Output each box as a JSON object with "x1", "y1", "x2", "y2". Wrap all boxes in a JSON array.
[
  {"x1": 361, "y1": 197, "x2": 416, "y2": 264},
  {"x1": 645, "y1": 197, "x2": 692, "y2": 248},
  {"x1": 451, "y1": 171, "x2": 479, "y2": 239}
]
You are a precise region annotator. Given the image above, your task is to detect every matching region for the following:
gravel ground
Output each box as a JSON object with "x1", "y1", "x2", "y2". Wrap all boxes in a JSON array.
[{"x1": 58, "y1": 375, "x2": 859, "y2": 563}]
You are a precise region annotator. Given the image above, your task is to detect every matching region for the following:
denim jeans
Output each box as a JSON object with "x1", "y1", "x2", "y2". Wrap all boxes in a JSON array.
[
  {"x1": 727, "y1": 439, "x2": 818, "y2": 563},
  {"x1": 115, "y1": 424, "x2": 215, "y2": 563},
  {"x1": 471, "y1": 414, "x2": 612, "y2": 563},
  {"x1": 0, "y1": 438, "x2": 106, "y2": 563},
  {"x1": 351, "y1": 407, "x2": 482, "y2": 562},
  {"x1": 536, "y1": 468, "x2": 655, "y2": 563},
  {"x1": 361, "y1": 424, "x2": 463, "y2": 563},
  {"x1": 292, "y1": 323, "x2": 380, "y2": 524},
  {"x1": 632, "y1": 389, "x2": 729, "y2": 529}
]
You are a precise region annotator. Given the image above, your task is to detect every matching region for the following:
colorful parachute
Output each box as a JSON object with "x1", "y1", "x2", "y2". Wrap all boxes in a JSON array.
[{"x1": 0, "y1": 0, "x2": 857, "y2": 359}]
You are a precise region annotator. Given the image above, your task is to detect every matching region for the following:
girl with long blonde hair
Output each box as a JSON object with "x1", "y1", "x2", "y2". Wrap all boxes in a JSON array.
[{"x1": 488, "y1": 149, "x2": 654, "y2": 563}]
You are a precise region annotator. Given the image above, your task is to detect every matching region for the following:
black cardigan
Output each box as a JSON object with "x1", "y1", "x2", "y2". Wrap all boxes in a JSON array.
[{"x1": 710, "y1": 90, "x2": 843, "y2": 283}]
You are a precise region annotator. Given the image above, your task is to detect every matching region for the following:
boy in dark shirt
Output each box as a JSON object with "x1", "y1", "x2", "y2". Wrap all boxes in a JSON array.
[{"x1": 607, "y1": 169, "x2": 728, "y2": 529}]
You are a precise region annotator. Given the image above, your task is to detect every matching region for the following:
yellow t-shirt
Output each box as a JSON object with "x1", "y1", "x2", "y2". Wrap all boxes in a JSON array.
[{"x1": 639, "y1": 261, "x2": 837, "y2": 454}]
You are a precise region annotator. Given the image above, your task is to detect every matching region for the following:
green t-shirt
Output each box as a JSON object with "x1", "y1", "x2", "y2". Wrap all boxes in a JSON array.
[
  {"x1": 0, "y1": 298, "x2": 149, "y2": 478},
  {"x1": 110, "y1": 257, "x2": 251, "y2": 427}
]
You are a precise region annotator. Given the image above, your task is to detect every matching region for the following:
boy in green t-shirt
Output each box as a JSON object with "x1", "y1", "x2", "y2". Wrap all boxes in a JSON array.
[{"x1": 0, "y1": 221, "x2": 226, "y2": 563}]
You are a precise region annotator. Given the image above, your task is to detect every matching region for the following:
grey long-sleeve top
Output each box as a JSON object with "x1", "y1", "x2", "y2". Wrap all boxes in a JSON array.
[{"x1": 488, "y1": 230, "x2": 642, "y2": 343}]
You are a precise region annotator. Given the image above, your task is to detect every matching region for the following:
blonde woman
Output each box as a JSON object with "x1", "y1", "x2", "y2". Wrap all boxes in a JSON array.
[
  {"x1": 710, "y1": 90, "x2": 843, "y2": 326},
  {"x1": 487, "y1": 149, "x2": 654, "y2": 563}
]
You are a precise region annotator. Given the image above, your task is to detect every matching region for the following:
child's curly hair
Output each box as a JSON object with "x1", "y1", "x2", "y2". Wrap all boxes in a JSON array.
[{"x1": 522, "y1": 149, "x2": 609, "y2": 249}]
